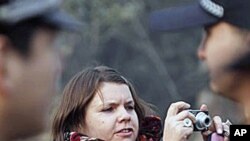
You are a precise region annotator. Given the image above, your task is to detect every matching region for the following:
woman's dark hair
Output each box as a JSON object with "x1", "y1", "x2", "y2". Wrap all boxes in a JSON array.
[{"x1": 52, "y1": 66, "x2": 154, "y2": 141}]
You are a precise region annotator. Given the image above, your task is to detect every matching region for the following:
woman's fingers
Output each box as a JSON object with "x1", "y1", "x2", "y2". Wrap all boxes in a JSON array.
[
  {"x1": 200, "y1": 104, "x2": 208, "y2": 111},
  {"x1": 213, "y1": 116, "x2": 223, "y2": 134},
  {"x1": 163, "y1": 101, "x2": 194, "y2": 141},
  {"x1": 175, "y1": 110, "x2": 196, "y2": 123},
  {"x1": 167, "y1": 101, "x2": 190, "y2": 117},
  {"x1": 163, "y1": 120, "x2": 194, "y2": 141},
  {"x1": 202, "y1": 117, "x2": 232, "y2": 141}
]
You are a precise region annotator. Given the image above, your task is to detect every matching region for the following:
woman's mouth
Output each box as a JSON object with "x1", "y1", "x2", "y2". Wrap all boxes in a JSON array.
[{"x1": 115, "y1": 128, "x2": 133, "y2": 137}]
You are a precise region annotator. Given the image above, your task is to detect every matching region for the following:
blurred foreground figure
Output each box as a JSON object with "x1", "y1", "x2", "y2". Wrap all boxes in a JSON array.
[
  {"x1": 0, "y1": 0, "x2": 80, "y2": 140},
  {"x1": 150, "y1": 0, "x2": 250, "y2": 140}
]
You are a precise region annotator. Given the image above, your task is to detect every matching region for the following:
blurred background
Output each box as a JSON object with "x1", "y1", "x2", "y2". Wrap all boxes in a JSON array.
[
  {"x1": 62, "y1": 0, "x2": 205, "y2": 118},
  {"x1": 24, "y1": 0, "x2": 244, "y2": 140},
  {"x1": 61, "y1": 0, "x2": 243, "y2": 126}
]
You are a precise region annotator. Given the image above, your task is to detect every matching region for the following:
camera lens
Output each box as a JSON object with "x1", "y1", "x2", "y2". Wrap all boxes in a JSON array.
[
  {"x1": 205, "y1": 118, "x2": 210, "y2": 125},
  {"x1": 195, "y1": 112, "x2": 212, "y2": 130}
]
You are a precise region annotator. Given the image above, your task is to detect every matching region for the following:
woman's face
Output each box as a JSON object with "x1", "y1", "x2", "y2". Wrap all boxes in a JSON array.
[{"x1": 81, "y1": 82, "x2": 139, "y2": 141}]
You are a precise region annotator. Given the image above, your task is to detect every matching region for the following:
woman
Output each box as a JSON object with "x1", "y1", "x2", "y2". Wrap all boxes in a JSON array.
[
  {"x1": 52, "y1": 66, "x2": 164, "y2": 141},
  {"x1": 52, "y1": 66, "x2": 225, "y2": 141}
]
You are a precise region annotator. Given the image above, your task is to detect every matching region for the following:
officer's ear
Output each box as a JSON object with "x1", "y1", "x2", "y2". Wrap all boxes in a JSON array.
[
  {"x1": 247, "y1": 31, "x2": 250, "y2": 46},
  {"x1": 0, "y1": 34, "x2": 12, "y2": 98}
]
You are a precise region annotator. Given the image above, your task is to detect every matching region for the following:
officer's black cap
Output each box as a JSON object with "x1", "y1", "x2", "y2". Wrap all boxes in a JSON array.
[
  {"x1": 0, "y1": 0, "x2": 82, "y2": 31},
  {"x1": 149, "y1": 0, "x2": 250, "y2": 32}
]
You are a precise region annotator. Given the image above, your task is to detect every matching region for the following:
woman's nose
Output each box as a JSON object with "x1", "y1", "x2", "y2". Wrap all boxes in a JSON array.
[{"x1": 118, "y1": 107, "x2": 131, "y2": 122}]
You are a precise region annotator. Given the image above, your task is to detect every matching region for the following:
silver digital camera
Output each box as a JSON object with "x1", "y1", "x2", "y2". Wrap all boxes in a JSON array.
[{"x1": 188, "y1": 110, "x2": 212, "y2": 131}]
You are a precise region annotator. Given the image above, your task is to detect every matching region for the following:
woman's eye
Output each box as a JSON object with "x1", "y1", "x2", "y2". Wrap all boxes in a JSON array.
[
  {"x1": 102, "y1": 107, "x2": 113, "y2": 112},
  {"x1": 126, "y1": 105, "x2": 135, "y2": 110}
]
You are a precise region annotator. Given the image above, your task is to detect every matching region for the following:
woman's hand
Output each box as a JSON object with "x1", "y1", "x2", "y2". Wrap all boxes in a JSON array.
[
  {"x1": 162, "y1": 101, "x2": 196, "y2": 141},
  {"x1": 200, "y1": 104, "x2": 231, "y2": 141}
]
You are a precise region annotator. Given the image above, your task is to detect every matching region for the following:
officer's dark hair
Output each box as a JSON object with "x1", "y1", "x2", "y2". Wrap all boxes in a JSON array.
[
  {"x1": 0, "y1": 0, "x2": 9, "y2": 5},
  {"x1": 0, "y1": 17, "x2": 59, "y2": 57}
]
